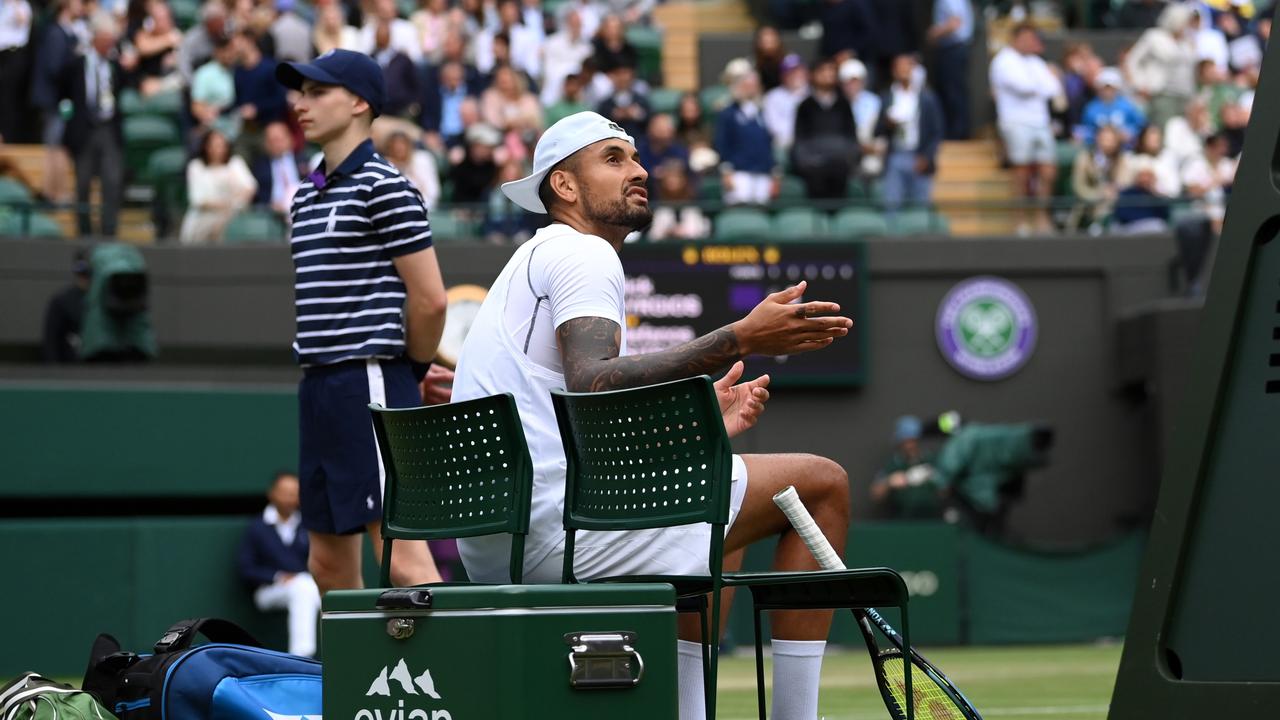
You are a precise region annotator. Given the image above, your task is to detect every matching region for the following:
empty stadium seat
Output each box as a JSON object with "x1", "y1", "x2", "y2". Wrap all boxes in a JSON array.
[
  {"x1": 0, "y1": 177, "x2": 33, "y2": 203},
  {"x1": 124, "y1": 116, "x2": 181, "y2": 178},
  {"x1": 223, "y1": 210, "x2": 285, "y2": 244},
  {"x1": 772, "y1": 207, "x2": 826, "y2": 239},
  {"x1": 776, "y1": 175, "x2": 806, "y2": 203},
  {"x1": 120, "y1": 88, "x2": 184, "y2": 118},
  {"x1": 698, "y1": 174, "x2": 723, "y2": 201},
  {"x1": 699, "y1": 85, "x2": 731, "y2": 114},
  {"x1": 891, "y1": 208, "x2": 948, "y2": 236},
  {"x1": 648, "y1": 88, "x2": 683, "y2": 116},
  {"x1": 714, "y1": 207, "x2": 770, "y2": 240},
  {"x1": 427, "y1": 210, "x2": 471, "y2": 242},
  {"x1": 626, "y1": 26, "x2": 663, "y2": 82},
  {"x1": 832, "y1": 208, "x2": 888, "y2": 238}
]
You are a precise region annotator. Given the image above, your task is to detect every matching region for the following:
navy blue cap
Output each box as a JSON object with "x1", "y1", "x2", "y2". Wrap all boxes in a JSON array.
[{"x1": 276, "y1": 49, "x2": 385, "y2": 118}]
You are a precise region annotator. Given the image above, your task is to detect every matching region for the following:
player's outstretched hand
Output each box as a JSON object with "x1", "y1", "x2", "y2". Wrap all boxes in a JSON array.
[
  {"x1": 715, "y1": 360, "x2": 771, "y2": 438},
  {"x1": 731, "y1": 281, "x2": 853, "y2": 356}
]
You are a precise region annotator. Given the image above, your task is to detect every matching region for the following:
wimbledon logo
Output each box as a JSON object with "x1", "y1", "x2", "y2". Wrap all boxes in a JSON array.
[
  {"x1": 935, "y1": 276, "x2": 1037, "y2": 381},
  {"x1": 354, "y1": 659, "x2": 451, "y2": 720}
]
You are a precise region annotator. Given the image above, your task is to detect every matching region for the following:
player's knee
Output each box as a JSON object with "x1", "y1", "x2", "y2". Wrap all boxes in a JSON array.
[{"x1": 808, "y1": 455, "x2": 850, "y2": 520}]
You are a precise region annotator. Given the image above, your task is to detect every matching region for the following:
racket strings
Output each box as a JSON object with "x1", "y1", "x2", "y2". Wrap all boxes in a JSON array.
[{"x1": 880, "y1": 652, "x2": 968, "y2": 720}]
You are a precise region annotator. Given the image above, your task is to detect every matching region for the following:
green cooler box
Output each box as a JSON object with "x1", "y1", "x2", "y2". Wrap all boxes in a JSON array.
[{"x1": 322, "y1": 583, "x2": 678, "y2": 719}]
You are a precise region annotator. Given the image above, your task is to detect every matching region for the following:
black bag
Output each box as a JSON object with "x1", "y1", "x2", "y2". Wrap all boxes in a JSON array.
[{"x1": 81, "y1": 618, "x2": 320, "y2": 719}]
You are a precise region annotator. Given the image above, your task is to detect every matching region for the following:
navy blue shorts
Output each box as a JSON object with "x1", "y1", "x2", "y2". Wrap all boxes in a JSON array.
[{"x1": 298, "y1": 357, "x2": 421, "y2": 535}]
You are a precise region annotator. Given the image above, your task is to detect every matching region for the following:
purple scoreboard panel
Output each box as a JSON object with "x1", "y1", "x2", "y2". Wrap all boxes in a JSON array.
[{"x1": 620, "y1": 241, "x2": 867, "y2": 386}]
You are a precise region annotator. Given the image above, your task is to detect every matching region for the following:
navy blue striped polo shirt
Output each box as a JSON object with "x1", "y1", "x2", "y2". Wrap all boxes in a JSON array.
[{"x1": 289, "y1": 139, "x2": 433, "y2": 366}]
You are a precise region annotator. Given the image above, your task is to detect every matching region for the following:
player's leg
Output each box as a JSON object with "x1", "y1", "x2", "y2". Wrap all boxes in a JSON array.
[
  {"x1": 307, "y1": 530, "x2": 364, "y2": 594},
  {"x1": 724, "y1": 453, "x2": 850, "y2": 720},
  {"x1": 367, "y1": 521, "x2": 443, "y2": 586}
]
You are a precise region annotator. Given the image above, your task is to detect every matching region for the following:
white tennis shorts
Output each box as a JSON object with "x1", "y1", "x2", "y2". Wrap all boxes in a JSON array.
[{"x1": 523, "y1": 454, "x2": 751, "y2": 582}]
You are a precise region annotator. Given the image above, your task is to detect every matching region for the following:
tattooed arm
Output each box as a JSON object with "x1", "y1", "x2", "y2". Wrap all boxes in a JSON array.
[{"x1": 557, "y1": 281, "x2": 854, "y2": 393}]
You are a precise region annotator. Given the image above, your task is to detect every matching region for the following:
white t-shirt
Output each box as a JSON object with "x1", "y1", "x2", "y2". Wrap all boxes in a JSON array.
[
  {"x1": 452, "y1": 224, "x2": 628, "y2": 581},
  {"x1": 989, "y1": 46, "x2": 1061, "y2": 128}
]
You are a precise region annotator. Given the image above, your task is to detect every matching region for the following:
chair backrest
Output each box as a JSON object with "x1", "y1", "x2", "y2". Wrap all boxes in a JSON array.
[
  {"x1": 772, "y1": 207, "x2": 826, "y2": 239},
  {"x1": 833, "y1": 208, "x2": 888, "y2": 238},
  {"x1": 223, "y1": 211, "x2": 285, "y2": 244},
  {"x1": 552, "y1": 376, "x2": 733, "y2": 582},
  {"x1": 370, "y1": 392, "x2": 533, "y2": 583},
  {"x1": 715, "y1": 207, "x2": 771, "y2": 240}
]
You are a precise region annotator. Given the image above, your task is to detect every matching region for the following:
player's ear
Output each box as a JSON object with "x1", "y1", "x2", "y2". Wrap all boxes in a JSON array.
[{"x1": 551, "y1": 168, "x2": 578, "y2": 206}]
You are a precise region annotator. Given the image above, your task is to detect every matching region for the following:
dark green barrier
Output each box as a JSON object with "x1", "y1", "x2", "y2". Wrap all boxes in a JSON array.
[
  {"x1": 0, "y1": 386, "x2": 297, "y2": 497},
  {"x1": 966, "y1": 531, "x2": 1143, "y2": 644}
]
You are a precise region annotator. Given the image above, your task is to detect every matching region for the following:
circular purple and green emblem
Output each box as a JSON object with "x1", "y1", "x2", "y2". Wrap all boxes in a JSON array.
[{"x1": 935, "y1": 276, "x2": 1037, "y2": 381}]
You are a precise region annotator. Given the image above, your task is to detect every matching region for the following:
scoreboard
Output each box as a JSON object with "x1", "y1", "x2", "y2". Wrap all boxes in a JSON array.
[{"x1": 620, "y1": 241, "x2": 867, "y2": 387}]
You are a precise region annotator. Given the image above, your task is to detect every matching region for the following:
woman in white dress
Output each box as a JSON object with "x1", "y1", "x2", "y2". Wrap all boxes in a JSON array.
[
  {"x1": 382, "y1": 130, "x2": 441, "y2": 210},
  {"x1": 179, "y1": 129, "x2": 258, "y2": 245}
]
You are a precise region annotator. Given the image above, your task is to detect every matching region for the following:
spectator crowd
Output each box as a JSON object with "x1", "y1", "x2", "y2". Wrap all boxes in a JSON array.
[{"x1": 0, "y1": 0, "x2": 1267, "y2": 250}]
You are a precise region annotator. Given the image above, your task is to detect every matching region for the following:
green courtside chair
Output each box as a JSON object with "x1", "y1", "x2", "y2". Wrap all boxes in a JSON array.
[
  {"x1": 223, "y1": 210, "x2": 286, "y2": 244},
  {"x1": 891, "y1": 208, "x2": 949, "y2": 236},
  {"x1": 772, "y1": 206, "x2": 827, "y2": 239},
  {"x1": 123, "y1": 115, "x2": 181, "y2": 178},
  {"x1": 832, "y1": 207, "x2": 889, "y2": 239},
  {"x1": 648, "y1": 88, "x2": 683, "y2": 116},
  {"x1": 369, "y1": 393, "x2": 534, "y2": 587},
  {"x1": 552, "y1": 376, "x2": 911, "y2": 720},
  {"x1": 0, "y1": 177, "x2": 33, "y2": 203},
  {"x1": 714, "y1": 207, "x2": 771, "y2": 240},
  {"x1": 776, "y1": 174, "x2": 807, "y2": 203}
]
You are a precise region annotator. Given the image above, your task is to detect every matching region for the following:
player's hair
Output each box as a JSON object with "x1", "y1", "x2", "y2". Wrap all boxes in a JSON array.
[{"x1": 537, "y1": 154, "x2": 582, "y2": 215}]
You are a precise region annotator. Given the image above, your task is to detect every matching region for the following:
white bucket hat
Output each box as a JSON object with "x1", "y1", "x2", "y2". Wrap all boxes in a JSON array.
[{"x1": 500, "y1": 111, "x2": 635, "y2": 214}]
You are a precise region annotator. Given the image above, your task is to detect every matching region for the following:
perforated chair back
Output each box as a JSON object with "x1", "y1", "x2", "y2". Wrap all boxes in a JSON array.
[
  {"x1": 370, "y1": 392, "x2": 533, "y2": 585},
  {"x1": 552, "y1": 376, "x2": 732, "y2": 581}
]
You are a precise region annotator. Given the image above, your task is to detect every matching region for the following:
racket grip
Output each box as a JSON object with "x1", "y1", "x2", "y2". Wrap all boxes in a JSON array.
[{"x1": 772, "y1": 486, "x2": 846, "y2": 572}]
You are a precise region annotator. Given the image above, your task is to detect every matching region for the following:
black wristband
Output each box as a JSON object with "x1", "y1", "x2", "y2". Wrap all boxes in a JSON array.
[{"x1": 409, "y1": 358, "x2": 431, "y2": 383}]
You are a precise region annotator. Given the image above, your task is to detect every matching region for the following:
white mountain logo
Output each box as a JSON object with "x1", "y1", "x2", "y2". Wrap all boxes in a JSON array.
[
  {"x1": 366, "y1": 659, "x2": 442, "y2": 700},
  {"x1": 263, "y1": 712, "x2": 322, "y2": 720}
]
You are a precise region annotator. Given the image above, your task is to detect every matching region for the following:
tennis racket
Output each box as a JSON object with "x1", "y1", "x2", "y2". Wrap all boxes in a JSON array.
[{"x1": 772, "y1": 486, "x2": 983, "y2": 720}]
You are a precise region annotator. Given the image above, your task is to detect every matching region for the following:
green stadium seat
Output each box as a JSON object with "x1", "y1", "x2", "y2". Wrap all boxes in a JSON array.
[
  {"x1": 776, "y1": 174, "x2": 806, "y2": 203},
  {"x1": 772, "y1": 207, "x2": 826, "y2": 239},
  {"x1": 427, "y1": 209, "x2": 471, "y2": 242},
  {"x1": 699, "y1": 85, "x2": 732, "y2": 115},
  {"x1": 26, "y1": 212, "x2": 65, "y2": 238},
  {"x1": 124, "y1": 115, "x2": 181, "y2": 178},
  {"x1": 121, "y1": 88, "x2": 184, "y2": 118},
  {"x1": 0, "y1": 177, "x2": 33, "y2": 203},
  {"x1": 0, "y1": 207, "x2": 63, "y2": 238},
  {"x1": 891, "y1": 208, "x2": 947, "y2": 236},
  {"x1": 697, "y1": 174, "x2": 723, "y2": 202},
  {"x1": 714, "y1": 207, "x2": 770, "y2": 240},
  {"x1": 143, "y1": 145, "x2": 187, "y2": 184},
  {"x1": 170, "y1": 0, "x2": 199, "y2": 29},
  {"x1": 626, "y1": 26, "x2": 663, "y2": 82},
  {"x1": 832, "y1": 208, "x2": 888, "y2": 238},
  {"x1": 223, "y1": 210, "x2": 285, "y2": 244},
  {"x1": 648, "y1": 88, "x2": 683, "y2": 116}
]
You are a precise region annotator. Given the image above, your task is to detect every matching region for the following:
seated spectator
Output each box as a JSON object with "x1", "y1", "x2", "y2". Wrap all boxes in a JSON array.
[
  {"x1": 236, "y1": 471, "x2": 320, "y2": 658},
  {"x1": 763, "y1": 53, "x2": 808, "y2": 151},
  {"x1": 676, "y1": 90, "x2": 711, "y2": 148},
  {"x1": 371, "y1": 20, "x2": 421, "y2": 120},
  {"x1": 1190, "y1": 4, "x2": 1229, "y2": 74},
  {"x1": 382, "y1": 130, "x2": 441, "y2": 209},
  {"x1": 559, "y1": 0, "x2": 601, "y2": 38},
  {"x1": 421, "y1": 60, "x2": 476, "y2": 151},
  {"x1": 480, "y1": 64, "x2": 543, "y2": 159},
  {"x1": 474, "y1": 0, "x2": 541, "y2": 79},
  {"x1": 545, "y1": 71, "x2": 592, "y2": 127},
  {"x1": 596, "y1": 63, "x2": 651, "y2": 139},
  {"x1": 648, "y1": 159, "x2": 710, "y2": 241},
  {"x1": 990, "y1": 22, "x2": 1062, "y2": 234},
  {"x1": 359, "y1": 0, "x2": 422, "y2": 62},
  {"x1": 1068, "y1": 124, "x2": 1123, "y2": 232},
  {"x1": 715, "y1": 62, "x2": 776, "y2": 205},
  {"x1": 1116, "y1": 124, "x2": 1181, "y2": 198},
  {"x1": 603, "y1": 0, "x2": 657, "y2": 26},
  {"x1": 639, "y1": 113, "x2": 689, "y2": 183},
  {"x1": 411, "y1": 0, "x2": 450, "y2": 63},
  {"x1": 128, "y1": 0, "x2": 184, "y2": 97},
  {"x1": 180, "y1": 129, "x2": 257, "y2": 244},
  {"x1": 541, "y1": 7, "x2": 593, "y2": 106},
  {"x1": 793, "y1": 56, "x2": 858, "y2": 200},
  {"x1": 870, "y1": 416, "x2": 945, "y2": 520},
  {"x1": 1112, "y1": 164, "x2": 1171, "y2": 233},
  {"x1": 876, "y1": 53, "x2": 942, "y2": 212},
  {"x1": 178, "y1": 1, "x2": 227, "y2": 84},
  {"x1": 269, "y1": 0, "x2": 311, "y2": 64},
  {"x1": 233, "y1": 30, "x2": 288, "y2": 141},
  {"x1": 1180, "y1": 131, "x2": 1236, "y2": 230},
  {"x1": 1078, "y1": 67, "x2": 1145, "y2": 148},
  {"x1": 190, "y1": 36, "x2": 241, "y2": 141},
  {"x1": 1165, "y1": 96, "x2": 1214, "y2": 170},
  {"x1": 753, "y1": 25, "x2": 786, "y2": 91},
  {"x1": 252, "y1": 120, "x2": 305, "y2": 219},
  {"x1": 42, "y1": 251, "x2": 91, "y2": 363},
  {"x1": 1057, "y1": 42, "x2": 1101, "y2": 140},
  {"x1": 592, "y1": 15, "x2": 637, "y2": 74},
  {"x1": 484, "y1": 159, "x2": 537, "y2": 243},
  {"x1": 313, "y1": 2, "x2": 360, "y2": 55},
  {"x1": 449, "y1": 123, "x2": 502, "y2": 205},
  {"x1": 840, "y1": 58, "x2": 884, "y2": 183}
]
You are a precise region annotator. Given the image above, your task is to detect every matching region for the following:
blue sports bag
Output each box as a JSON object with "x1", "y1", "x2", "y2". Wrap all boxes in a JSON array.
[{"x1": 83, "y1": 618, "x2": 321, "y2": 720}]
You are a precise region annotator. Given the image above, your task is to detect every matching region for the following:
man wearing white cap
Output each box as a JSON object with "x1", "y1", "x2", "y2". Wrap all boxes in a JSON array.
[{"x1": 452, "y1": 111, "x2": 856, "y2": 720}]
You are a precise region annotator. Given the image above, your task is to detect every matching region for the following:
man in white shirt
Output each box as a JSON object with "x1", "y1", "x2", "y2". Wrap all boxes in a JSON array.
[
  {"x1": 540, "y1": 8, "x2": 593, "y2": 106},
  {"x1": 453, "y1": 111, "x2": 855, "y2": 720},
  {"x1": 762, "y1": 53, "x2": 807, "y2": 151},
  {"x1": 0, "y1": 0, "x2": 32, "y2": 142},
  {"x1": 358, "y1": 0, "x2": 422, "y2": 63},
  {"x1": 989, "y1": 23, "x2": 1063, "y2": 233}
]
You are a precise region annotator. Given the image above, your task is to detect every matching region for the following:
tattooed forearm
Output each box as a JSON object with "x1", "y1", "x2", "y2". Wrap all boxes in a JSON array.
[{"x1": 557, "y1": 317, "x2": 742, "y2": 392}]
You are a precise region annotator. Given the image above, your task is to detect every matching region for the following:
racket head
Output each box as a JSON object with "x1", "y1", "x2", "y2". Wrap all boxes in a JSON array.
[{"x1": 856, "y1": 614, "x2": 982, "y2": 720}]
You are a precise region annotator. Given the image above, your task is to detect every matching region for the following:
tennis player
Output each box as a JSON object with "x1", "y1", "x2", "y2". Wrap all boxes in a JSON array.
[
  {"x1": 276, "y1": 50, "x2": 446, "y2": 594},
  {"x1": 452, "y1": 111, "x2": 853, "y2": 720}
]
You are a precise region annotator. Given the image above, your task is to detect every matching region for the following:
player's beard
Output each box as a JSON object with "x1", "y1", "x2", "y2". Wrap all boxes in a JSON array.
[{"x1": 582, "y1": 183, "x2": 653, "y2": 233}]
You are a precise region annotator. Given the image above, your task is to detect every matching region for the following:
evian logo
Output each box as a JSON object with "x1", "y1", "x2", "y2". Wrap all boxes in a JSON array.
[{"x1": 355, "y1": 659, "x2": 452, "y2": 720}]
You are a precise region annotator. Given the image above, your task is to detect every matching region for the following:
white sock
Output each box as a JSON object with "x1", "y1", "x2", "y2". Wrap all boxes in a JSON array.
[
  {"x1": 770, "y1": 639, "x2": 826, "y2": 720},
  {"x1": 677, "y1": 639, "x2": 706, "y2": 720}
]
